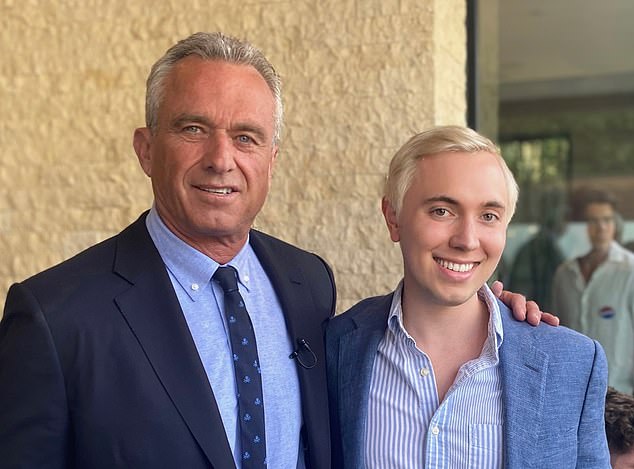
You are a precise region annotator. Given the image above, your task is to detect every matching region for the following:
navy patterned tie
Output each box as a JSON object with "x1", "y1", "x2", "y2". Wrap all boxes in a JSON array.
[{"x1": 213, "y1": 266, "x2": 267, "y2": 467}]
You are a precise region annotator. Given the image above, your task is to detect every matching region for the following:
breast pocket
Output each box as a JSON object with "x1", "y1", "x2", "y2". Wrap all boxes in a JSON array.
[{"x1": 469, "y1": 424, "x2": 503, "y2": 468}]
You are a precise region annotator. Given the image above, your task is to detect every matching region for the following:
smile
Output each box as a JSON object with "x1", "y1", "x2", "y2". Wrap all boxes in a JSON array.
[
  {"x1": 196, "y1": 186, "x2": 234, "y2": 194},
  {"x1": 435, "y1": 258, "x2": 476, "y2": 273}
]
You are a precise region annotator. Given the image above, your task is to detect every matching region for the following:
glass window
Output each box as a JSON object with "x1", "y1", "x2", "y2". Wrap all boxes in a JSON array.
[
  {"x1": 469, "y1": 0, "x2": 634, "y2": 394},
  {"x1": 469, "y1": 0, "x2": 634, "y2": 265}
]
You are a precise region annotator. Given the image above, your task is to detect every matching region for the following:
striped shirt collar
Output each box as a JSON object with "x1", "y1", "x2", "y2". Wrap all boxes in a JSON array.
[{"x1": 387, "y1": 280, "x2": 504, "y2": 352}]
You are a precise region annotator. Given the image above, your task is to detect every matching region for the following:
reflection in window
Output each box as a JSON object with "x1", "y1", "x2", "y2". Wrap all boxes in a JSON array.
[
  {"x1": 469, "y1": 0, "x2": 634, "y2": 394},
  {"x1": 501, "y1": 136, "x2": 570, "y2": 224}
]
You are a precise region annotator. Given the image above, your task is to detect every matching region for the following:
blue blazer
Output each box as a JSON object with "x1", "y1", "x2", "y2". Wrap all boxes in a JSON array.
[
  {"x1": 0, "y1": 213, "x2": 336, "y2": 469},
  {"x1": 326, "y1": 293, "x2": 610, "y2": 468}
]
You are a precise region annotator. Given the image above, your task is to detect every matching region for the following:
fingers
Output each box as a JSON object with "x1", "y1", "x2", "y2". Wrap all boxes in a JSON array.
[
  {"x1": 540, "y1": 312, "x2": 560, "y2": 327},
  {"x1": 491, "y1": 283, "x2": 560, "y2": 327},
  {"x1": 497, "y1": 289, "x2": 528, "y2": 321},
  {"x1": 525, "y1": 301, "x2": 560, "y2": 327},
  {"x1": 491, "y1": 280, "x2": 503, "y2": 298},
  {"x1": 525, "y1": 300, "x2": 540, "y2": 326}
]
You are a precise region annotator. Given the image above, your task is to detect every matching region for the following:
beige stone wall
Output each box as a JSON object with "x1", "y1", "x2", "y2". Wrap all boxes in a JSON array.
[
  {"x1": 0, "y1": 0, "x2": 466, "y2": 315},
  {"x1": 473, "y1": 0, "x2": 500, "y2": 141}
]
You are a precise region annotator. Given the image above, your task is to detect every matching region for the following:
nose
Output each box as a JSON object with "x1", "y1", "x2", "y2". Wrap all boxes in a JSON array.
[
  {"x1": 202, "y1": 132, "x2": 236, "y2": 173},
  {"x1": 449, "y1": 218, "x2": 480, "y2": 251}
]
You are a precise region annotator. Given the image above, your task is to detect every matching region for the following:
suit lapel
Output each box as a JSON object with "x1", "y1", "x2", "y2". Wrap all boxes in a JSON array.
[
  {"x1": 112, "y1": 216, "x2": 235, "y2": 468},
  {"x1": 249, "y1": 231, "x2": 328, "y2": 357},
  {"x1": 249, "y1": 230, "x2": 333, "y2": 468},
  {"x1": 499, "y1": 305, "x2": 549, "y2": 467},
  {"x1": 337, "y1": 297, "x2": 391, "y2": 467}
]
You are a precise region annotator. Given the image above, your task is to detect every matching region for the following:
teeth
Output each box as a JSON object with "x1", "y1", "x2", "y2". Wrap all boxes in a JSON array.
[
  {"x1": 436, "y1": 258, "x2": 475, "y2": 272},
  {"x1": 200, "y1": 187, "x2": 232, "y2": 194}
]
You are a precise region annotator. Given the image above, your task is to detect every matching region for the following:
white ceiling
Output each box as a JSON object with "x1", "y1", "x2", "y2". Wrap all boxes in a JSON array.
[{"x1": 498, "y1": 0, "x2": 634, "y2": 100}]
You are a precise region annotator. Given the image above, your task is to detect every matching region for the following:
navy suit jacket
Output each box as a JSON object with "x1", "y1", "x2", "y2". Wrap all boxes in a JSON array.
[
  {"x1": 0, "y1": 213, "x2": 336, "y2": 469},
  {"x1": 326, "y1": 293, "x2": 611, "y2": 468}
]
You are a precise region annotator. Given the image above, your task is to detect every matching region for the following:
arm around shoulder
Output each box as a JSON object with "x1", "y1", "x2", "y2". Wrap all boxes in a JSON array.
[{"x1": 0, "y1": 283, "x2": 70, "y2": 469}]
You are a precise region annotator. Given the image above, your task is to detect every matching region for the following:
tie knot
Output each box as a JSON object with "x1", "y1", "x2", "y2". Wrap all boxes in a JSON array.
[{"x1": 213, "y1": 266, "x2": 239, "y2": 293}]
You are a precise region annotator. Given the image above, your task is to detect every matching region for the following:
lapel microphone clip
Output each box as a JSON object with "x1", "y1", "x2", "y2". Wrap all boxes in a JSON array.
[{"x1": 289, "y1": 338, "x2": 317, "y2": 369}]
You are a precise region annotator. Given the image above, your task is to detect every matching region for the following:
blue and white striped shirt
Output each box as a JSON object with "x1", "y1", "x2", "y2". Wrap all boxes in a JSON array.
[{"x1": 365, "y1": 282, "x2": 504, "y2": 468}]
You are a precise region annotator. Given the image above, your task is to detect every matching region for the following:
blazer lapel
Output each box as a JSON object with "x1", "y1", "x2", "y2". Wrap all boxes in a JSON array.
[
  {"x1": 249, "y1": 230, "x2": 334, "y2": 468},
  {"x1": 499, "y1": 305, "x2": 549, "y2": 467},
  {"x1": 249, "y1": 231, "x2": 330, "y2": 360},
  {"x1": 112, "y1": 216, "x2": 235, "y2": 468},
  {"x1": 337, "y1": 297, "x2": 391, "y2": 467}
]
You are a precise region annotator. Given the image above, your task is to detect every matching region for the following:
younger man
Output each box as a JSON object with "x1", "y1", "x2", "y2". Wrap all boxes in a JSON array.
[{"x1": 326, "y1": 126, "x2": 610, "y2": 468}]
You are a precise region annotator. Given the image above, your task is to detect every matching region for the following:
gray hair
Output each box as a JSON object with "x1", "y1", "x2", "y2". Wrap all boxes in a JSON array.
[
  {"x1": 384, "y1": 125, "x2": 519, "y2": 221},
  {"x1": 145, "y1": 32, "x2": 283, "y2": 144}
]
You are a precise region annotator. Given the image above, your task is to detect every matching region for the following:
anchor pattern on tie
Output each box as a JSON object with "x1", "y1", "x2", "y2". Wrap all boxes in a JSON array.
[{"x1": 213, "y1": 266, "x2": 266, "y2": 467}]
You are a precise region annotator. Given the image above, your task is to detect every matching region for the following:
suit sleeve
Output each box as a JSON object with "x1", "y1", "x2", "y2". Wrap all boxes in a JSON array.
[
  {"x1": 576, "y1": 339, "x2": 611, "y2": 468},
  {"x1": 0, "y1": 283, "x2": 70, "y2": 469},
  {"x1": 318, "y1": 255, "x2": 337, "y2": 318}
]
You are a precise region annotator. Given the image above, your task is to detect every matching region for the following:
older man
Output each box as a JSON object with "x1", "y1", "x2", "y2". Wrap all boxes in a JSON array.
[
  {"x1": 1, "y1": 32, "x2": 335, "y2": 469},
  {"x1": 1, "y1": 34, "x2": 548, "y2": 469}
]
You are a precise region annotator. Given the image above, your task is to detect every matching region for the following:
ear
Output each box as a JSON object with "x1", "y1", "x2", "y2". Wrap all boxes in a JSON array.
[
  {"x1": 269, "y1": 145, "x2": 279, "y2": 176},
  {"x1": 382, "y1": 197, "x2": 401, "y2": 242},
  {"x1": 133, "y1": 127, "x2": 153, "y2": 177}
]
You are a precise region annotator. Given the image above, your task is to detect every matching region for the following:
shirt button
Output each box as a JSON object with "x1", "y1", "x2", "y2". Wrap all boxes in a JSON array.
[
  {"x1": 243, "y1": 274, "x2": 250, "y2": 283},
  {"x1": 191, "y1": 283, "x2": 199, "y2": 291},
  {"x1": 431, "y1": 426, "x2": 440, "y2": 436},
  {"x1": 420, "y1": 367, "x2": 430, "y2": 377}
]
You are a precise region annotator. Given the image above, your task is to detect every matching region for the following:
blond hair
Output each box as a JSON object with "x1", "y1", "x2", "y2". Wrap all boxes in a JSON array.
[{"x1": 384, "y1": 125, "x2": 518, "y2": 221}]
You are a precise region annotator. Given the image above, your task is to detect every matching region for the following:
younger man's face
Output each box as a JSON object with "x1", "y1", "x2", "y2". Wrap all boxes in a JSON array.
[{"x1": 383, "y1": 151, "x2": 509, "y2": 308}]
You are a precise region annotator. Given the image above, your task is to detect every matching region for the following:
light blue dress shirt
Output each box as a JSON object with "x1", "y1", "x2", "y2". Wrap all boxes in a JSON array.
[{"x1": 146, "y1": 208, "x2": 304, "y2": 468}]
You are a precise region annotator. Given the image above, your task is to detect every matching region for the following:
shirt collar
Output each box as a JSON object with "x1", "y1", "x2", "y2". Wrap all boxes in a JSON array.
[
  {"x1": 607, "y1": 240, "x2": 634, "y2": 263},
  {"x1": 387, "y1": 280, "x2": 407, "y2": 336},
  {"x1": 387, "y1": 281, "x2": 504, "y2": 350},
  {"x1": 478, "y1": 283, "x2": 504, "y2": 349},
  {"x1": 145, "y1": 206, "x2": 254, "y2": 301}
]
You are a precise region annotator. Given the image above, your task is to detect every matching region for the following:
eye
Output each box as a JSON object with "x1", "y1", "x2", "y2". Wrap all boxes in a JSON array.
[
  {"x1": 482, "y1": 212, "x2": 500, "y2": 222},
  {"x1": 183, "y1": 125, "x2": 202, "y2": 134},
  {"x1": 431, "y1": 208, "x2": 449, "y2": 217},
  {"x1": 236, "y1": 134, "x2": 254, "y2": 144}
]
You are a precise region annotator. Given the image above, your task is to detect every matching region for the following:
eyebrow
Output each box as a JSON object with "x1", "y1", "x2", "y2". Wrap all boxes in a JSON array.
[
  {"x1": 231, "y1": 122, "x2": 268, "y2": 143},
  {"x1": 425, "y1": 195, "x2": 506, "y2": 211},
  {"x1": 171, "y1": 114, "x2": 210, "y2": 128}
]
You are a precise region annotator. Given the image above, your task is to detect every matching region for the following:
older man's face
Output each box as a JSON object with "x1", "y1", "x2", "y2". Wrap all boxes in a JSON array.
[{"x1": 134, "y1": 57, "x2": 278, "y2": 258}]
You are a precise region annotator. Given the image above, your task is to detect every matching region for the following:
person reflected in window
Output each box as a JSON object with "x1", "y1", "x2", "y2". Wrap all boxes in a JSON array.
[
  {"x1": 605, "y1": 386, "x2": 634, "y2": 469},
  {"x1": 552, "y1": 189, "x2": 634, "y2": 393},
  {"x1": 508, "y1": 186, "x2": 567, "y2": 311}
]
